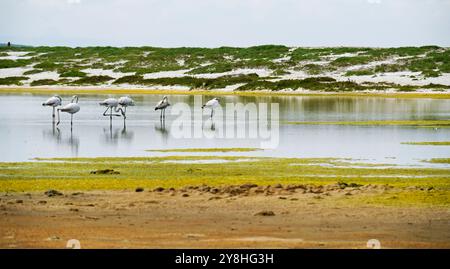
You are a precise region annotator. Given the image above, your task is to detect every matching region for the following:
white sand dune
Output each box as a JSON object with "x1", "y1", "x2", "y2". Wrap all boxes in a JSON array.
[
  {"x1": 0, "y1": 51, "x2": 33, "y2": 60},
  {"x1": 143, "y1": 69, "x2": 191, "y2": 79},
  {"x1": 1, "y1": 48, "x2": 449, "y2": 92},
  {"x1": 81, "y1": 68, "x2": 134, "y2": 79},
  {"x1": 0, "y1": 67, "x2": 33, "y2": 78}
]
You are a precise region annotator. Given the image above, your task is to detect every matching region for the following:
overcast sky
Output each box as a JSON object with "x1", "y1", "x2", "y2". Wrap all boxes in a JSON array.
[{"x1": 1, "y1": 0, "x2": 449, "y2": 47}]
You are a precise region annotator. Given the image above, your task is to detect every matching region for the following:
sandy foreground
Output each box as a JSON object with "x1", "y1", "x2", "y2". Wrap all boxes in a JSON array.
[{"x1": 1, "y1": 185, "x2": 449, "y2": 249}]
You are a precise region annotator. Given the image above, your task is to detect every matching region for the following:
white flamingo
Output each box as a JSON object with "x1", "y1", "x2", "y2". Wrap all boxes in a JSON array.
[
  {"x1": 57, "y1": 95, "x2": 80, "y2": 126},
  {"x1": 42, "y1": 95, "x2": 62, "y2": 121},
  {"x1": 118, "y1": 96, "x2": 135, "y2": 119},
  {"x1": 202, "y1": 97, "x2": 220, "y2": 118},
  {"x1": 99, "y1": 98, "x2": 123, "y2": 118},
  {"x1": 155, "y1": 96, "x2": 170, "y2": 120}
]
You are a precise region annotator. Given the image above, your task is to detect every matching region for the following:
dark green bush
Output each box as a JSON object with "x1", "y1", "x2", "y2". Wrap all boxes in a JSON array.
[
  {"x1": 71, "y1": 75, "x2": 114, "y2": 85},
  {"x1": 30, "y1": 79, "x2": 62, "y2": 86},
  {"x1": 0, "y1": 59, "x2": 31, "y2": 68},
  {"x1": 0, "y1": 76, "x2": 28, "y2": 85},
  {"x1": 59, "y1": 70, "x2": 87, "y2": 77}
]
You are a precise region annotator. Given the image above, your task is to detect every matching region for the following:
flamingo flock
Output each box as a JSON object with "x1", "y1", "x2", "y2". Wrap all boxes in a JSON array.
[{"x1": 42, "y1": 95, "x2": 220, "y2": 127}]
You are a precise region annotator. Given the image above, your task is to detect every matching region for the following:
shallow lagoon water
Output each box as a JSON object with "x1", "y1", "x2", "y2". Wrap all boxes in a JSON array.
[{"x1": 0, "y1": 93, "x2": 449, "y2": 167}]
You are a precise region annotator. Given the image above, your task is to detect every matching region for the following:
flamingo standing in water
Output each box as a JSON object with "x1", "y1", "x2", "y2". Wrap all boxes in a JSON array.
[
  {"x1": 42, "y1": 95, "x2": 62, "y2": 122},
  {"x1": 99, "y1": 98, "x2": 124, "y2": 119},
  {"x1": 118, "y1": 96, "x2": 135, "y2": 119},
  {"x1": 57, "y1": 95, "x2": 80, "y2": 126},
  {"x1": 155, "y1": 96, "x2": 170, "y2": 120},
  {"x1": 202, "y1": 97, "x2": 220, "y2": 119}
]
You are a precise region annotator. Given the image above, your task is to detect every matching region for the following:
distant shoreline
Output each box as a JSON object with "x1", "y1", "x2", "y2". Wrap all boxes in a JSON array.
[{"x1": 1, "y1": 86, "x2": 449, "y2": 99}]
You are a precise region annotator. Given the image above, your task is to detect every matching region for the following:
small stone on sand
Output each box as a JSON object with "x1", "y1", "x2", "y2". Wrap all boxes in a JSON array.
[{"x1": 255, "y1": 210, "x2": 275, "y2": 216}]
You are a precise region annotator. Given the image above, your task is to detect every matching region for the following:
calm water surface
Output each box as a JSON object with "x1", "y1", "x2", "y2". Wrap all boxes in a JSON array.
[{"x1": 0, "y1": 93, "x2": 449, "y2": 167}]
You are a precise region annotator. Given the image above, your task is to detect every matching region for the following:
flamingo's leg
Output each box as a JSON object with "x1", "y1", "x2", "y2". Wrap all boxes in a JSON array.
[
  {"x1": 103, "y1": 107, "x2": 111, "y2": 117},
  {"x1": 109, "y1": 107, "x2": 121, "y2": 118},
  {"x1": 56, "y1": 109, "x2": 61, "y2": 126},
  {"x1": 114, "y1": 107, "x2": 125, "y2": 118}
]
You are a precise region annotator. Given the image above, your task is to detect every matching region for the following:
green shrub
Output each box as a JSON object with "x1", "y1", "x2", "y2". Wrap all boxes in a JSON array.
[
  {"x1": 30, "y1": 79, "x2": 62, "y2": 86},
  {"x1": 71, "y1": 75, "x2": 114, "y2": 85},
  {"x1": 188, "y1": 63, "x2": 234, "y2": 74},
  {"x1": 23, "y1": 69, "x2": 45, "y2": 75},
  {"x1": 331, "y1": 56, "x2": 372, "y2": 67},
  {"x1": 34, "y1": 61, "x2": 60, "y2": 70},
  {"x1": 421, "y1": 70, "x2": 441, "y2": 78},
  {"x1": 374, "y1": 64, "x2": 404, "y2": 73},
  {"x1": 345, "y1": 69, "x2": 375, "y2": 76},
  {"x1": 113, "y1": 75, "x2": 144, "y2": 84},
  {"x1": 0, "y1": 76, "x2": 28, "y2": 85},
  {"x1": 59, "y1": 70, "x2": 87, "y2": 77},
  {"x1": 272, "y1": 69, "x2": 290, "y2": 76},
  {"x1": 0, "y1": 59, "x2": 31, "y2": 68},
  {"x1": 206, "y1": 74, "x2": 259, "y2": 89}
]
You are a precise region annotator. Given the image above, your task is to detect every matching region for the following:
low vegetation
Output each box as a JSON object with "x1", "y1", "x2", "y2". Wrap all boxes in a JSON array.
[
  {"x1": 345, "y1": 69, "x2": 375, "y2": 76},
  {"x1": 0, "y1": 156, "x2": 449, "y2": 206},
  {"x1": 0, "y1": 76, "x2": 28, "y2": 85},
  {"x1": 425, "y1": 158, "x2": 450, "y2": 164},
  {"x1": 285, "y1": 120, "x2": 450, "y2": 127},
  {"x1": 1, "y1": 156, "x2": 449, "y2": 191},
  {"x1": 30, "y1": 79, "x2": 63, "y2": 86},
  {"x1": 402, "y1": 141, "x2": 450, "y2": 146},
  {"x1": 147, "y1": 148, "x2": 261, "y2": 153},
  {"x1": 0, "y1": 59, "x2": 31, "y2": 68},
  {"x1": 0, "y1": 45, "x2": 449, "y2": 91},
  {"x1": 59, "y1": 69, "x2": 87, "y2": 78},
  {"x1": 71, "y1": 75, "x2": 114, "y2": 85}
]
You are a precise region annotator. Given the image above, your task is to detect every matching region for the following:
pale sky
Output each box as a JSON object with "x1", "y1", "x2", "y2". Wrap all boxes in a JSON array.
[{"x1": 1, "y1": 0, "x2": 449, "y2": 47}]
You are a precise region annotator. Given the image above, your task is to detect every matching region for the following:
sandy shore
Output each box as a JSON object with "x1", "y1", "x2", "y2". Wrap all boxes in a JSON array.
[
  {"x1": 1, "y1": 86, "x2": 450, "y2": 99},
  {"x1": 1, "y1": 185, "x2": 449, "y2": 249}
]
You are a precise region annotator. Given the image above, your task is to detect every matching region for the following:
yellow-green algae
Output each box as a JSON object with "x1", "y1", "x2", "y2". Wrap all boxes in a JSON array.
[
  {"x1": 1, "y1": 87, "x2": 450, "y2": 99},
  {"x1": 1, "y1": 156, "x2": 449, "y2": 207},
  {"x1": 146, "y1": 147, "x2": 261, "y2": 153},
  {"x1": 402, "y1": 141, "x2": 450, "y2": 146},
  {"x1": 339, "y1": 189, "x2": 450, "y2": 208},
  {"x1": 1, "y1": 156, "x2": 449, "y2": 192},
  {"x1": 285, "y1": 120, "x2": 450, "y2": 127},
  {"x1": 425, "y1": 158, "x2": 450, "y2": 164}
]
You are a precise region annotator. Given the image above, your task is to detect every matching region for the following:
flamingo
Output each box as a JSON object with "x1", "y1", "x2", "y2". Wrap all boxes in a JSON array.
[
  {"x1": 155, "y1": 96, "x2": 170, "y2": 120},
  {"x1": 202, "y1": 97, "x2": 220, "y2": 118},
  {"x1": 57, "y1": 95, "x2": 80, "y2": 126},
  {"x1": 42, "y1": 95, "x2": 62, "y2": 121},
  {"x1": 118, "y1": 96, "x2": 135, "y2": 119},
  {"x1": 99, "y1": 98, "x2": 124, "y2": 119}
]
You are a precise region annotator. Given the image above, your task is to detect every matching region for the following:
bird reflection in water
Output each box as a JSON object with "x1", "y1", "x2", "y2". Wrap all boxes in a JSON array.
[
  {"x1": 102, "y1": 119, "x2": 134, "y2": 145},
  {"x1": 68, "y1": 127, "x2": 79, "y2": 156},
  {"x1": 155, "y1": 118, "x2": 169, "y2": 144},
  {"x1": 42, "y1": 123, "x2": 79, "y2": 156},
  {"x1": 43, "y1": 123, "x2": 61, "y2": 143}
]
